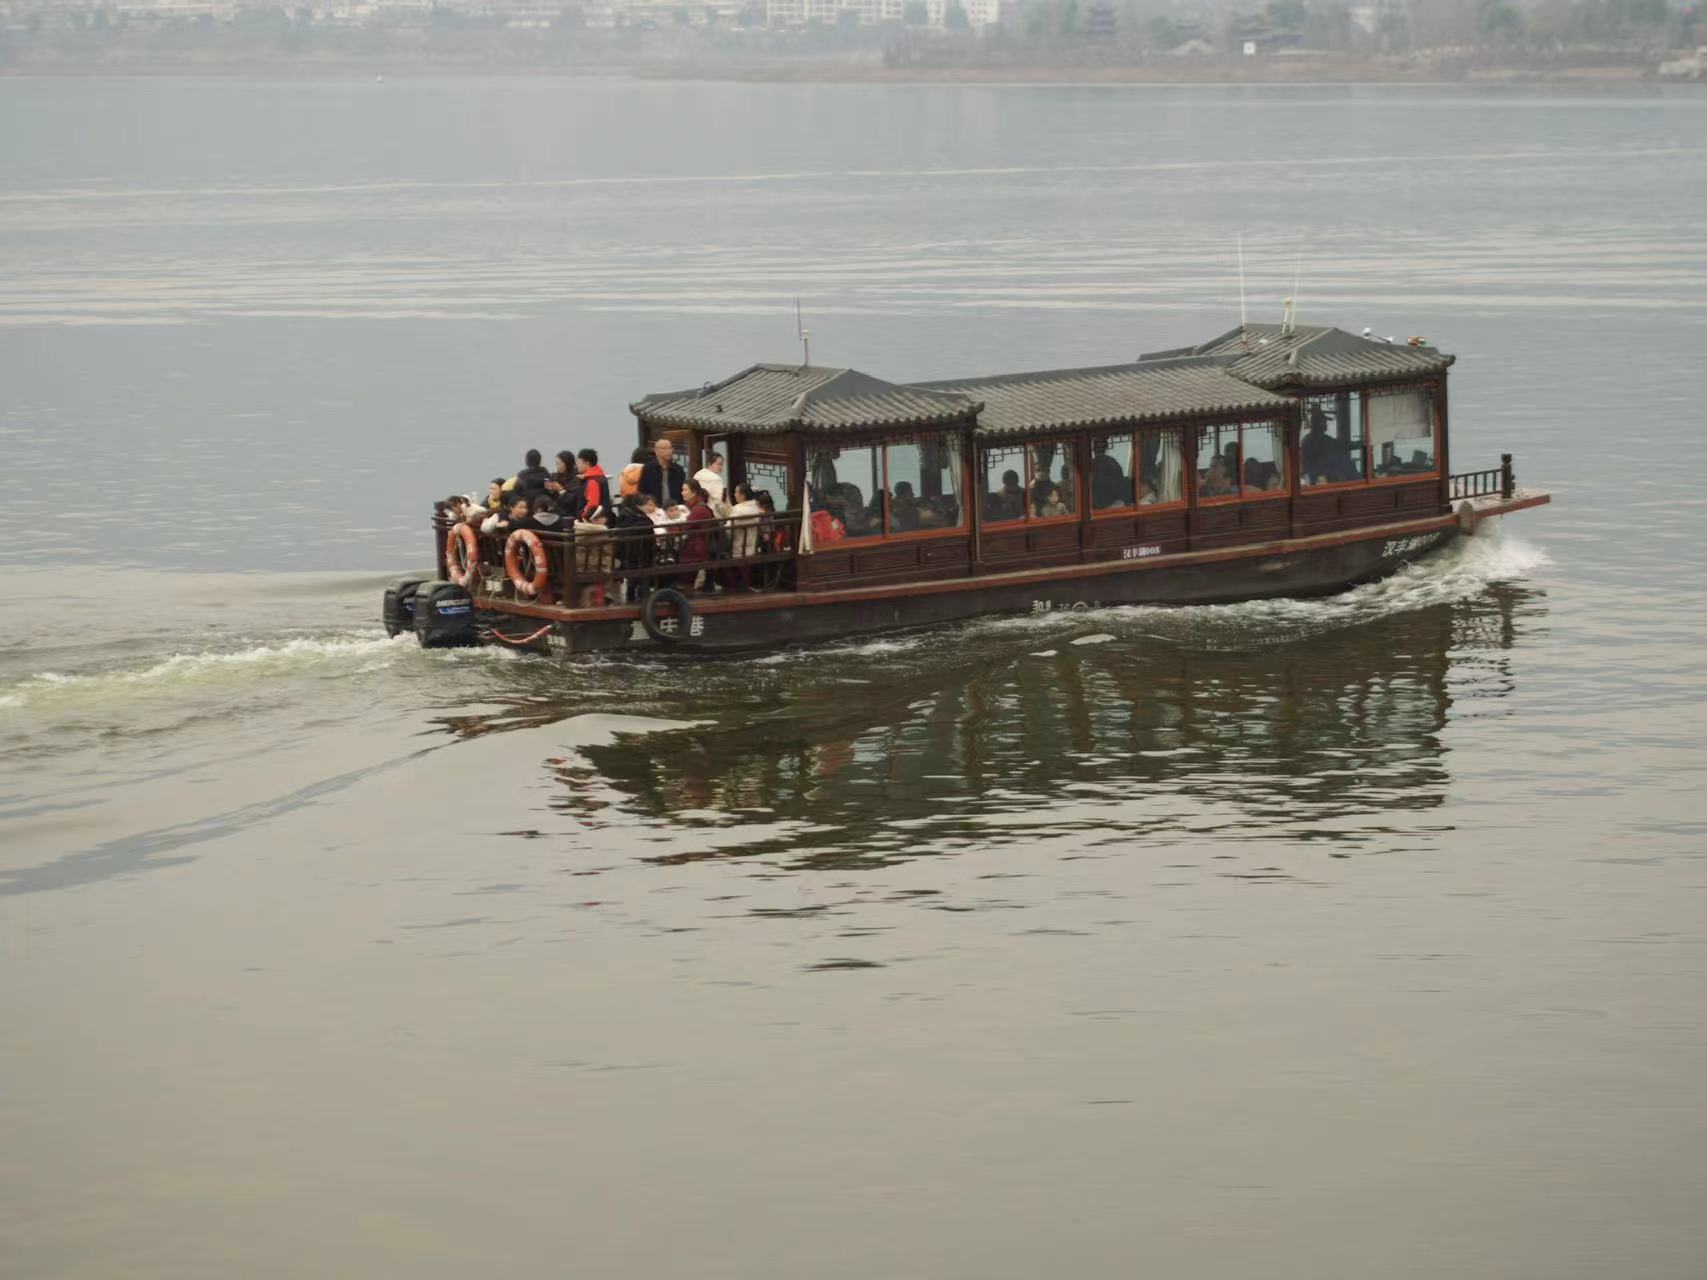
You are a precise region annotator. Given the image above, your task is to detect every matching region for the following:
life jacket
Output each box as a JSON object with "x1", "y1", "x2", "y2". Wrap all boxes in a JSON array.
[{"x1": 579, "y1": 466, "x2": 610, "y2": 521}]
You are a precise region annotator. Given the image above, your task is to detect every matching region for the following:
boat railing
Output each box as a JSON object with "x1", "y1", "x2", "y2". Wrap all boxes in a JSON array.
[
  {"x1": 434, "y1": 508, "x2": 804, "y2": 608},
  {"x1": 1449, "y1": 453, "x2": 1515, "y2": 502}
]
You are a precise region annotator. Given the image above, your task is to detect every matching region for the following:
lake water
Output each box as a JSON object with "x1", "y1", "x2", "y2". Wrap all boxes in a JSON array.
[{"x1": 2, "y1": 78, "x2": 1705, "y2": 1278}]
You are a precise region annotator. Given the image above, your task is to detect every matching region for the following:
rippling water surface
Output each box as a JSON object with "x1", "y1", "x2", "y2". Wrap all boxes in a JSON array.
[{"x1": 2, "y1": 79, "x2": 1705, "y2": 1279}]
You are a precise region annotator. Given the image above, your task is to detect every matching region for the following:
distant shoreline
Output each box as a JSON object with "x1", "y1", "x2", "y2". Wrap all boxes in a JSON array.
[{"x1": 0, "y1": 58, "x2": 1676, "y2": 84}]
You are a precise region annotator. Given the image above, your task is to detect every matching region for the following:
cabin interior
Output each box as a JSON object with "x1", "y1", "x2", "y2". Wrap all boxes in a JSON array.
[{"x1": 627, "y1": 323, "x2": 1457, "y2": 592}]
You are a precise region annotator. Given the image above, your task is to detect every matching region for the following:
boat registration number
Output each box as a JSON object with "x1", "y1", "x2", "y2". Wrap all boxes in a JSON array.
[
  {"x1": 630, "y1": 617, "x2": 705, "y2": 641},
  {"x1": 1121, "y1": 544, "x2": 1163, "y2": 560}
]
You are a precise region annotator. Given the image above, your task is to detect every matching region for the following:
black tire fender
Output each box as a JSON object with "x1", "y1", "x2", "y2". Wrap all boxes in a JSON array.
[{"x1": 640, "y1": 588, "x2": 692, "y2": 644}]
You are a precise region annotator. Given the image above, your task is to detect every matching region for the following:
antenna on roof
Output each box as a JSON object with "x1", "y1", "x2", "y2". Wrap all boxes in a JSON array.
[
  {"x1": 1282, "y1": 241, "x2": 1302, "y2": 336},
  {"x1": 1237, "y1": 234, "x2": 1248, "y2": 337},
  {"x1": 795, "y1": 297, "x2": 811, "y2": 371}
]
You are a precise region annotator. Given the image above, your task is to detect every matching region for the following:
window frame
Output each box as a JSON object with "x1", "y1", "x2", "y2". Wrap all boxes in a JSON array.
[
  {"x1": 813, "y1": 431, "x2": 971, "y2": 544},
  {"x1": 1301, "y1": 381, "x2": 1442, "y2": 493},
  {"x1": 978, "y1": 435, "x2": 1082, "y2": 528},
  {"x1": 1364, "y1": 381, "x2": 1442, "y2": 485},
  {"x1": 1090, "y1": 425, "x2": 1190, "y2": 518},
  {"x1": 1193, "y1": 418, "x2": 1291, "y2": 507}
]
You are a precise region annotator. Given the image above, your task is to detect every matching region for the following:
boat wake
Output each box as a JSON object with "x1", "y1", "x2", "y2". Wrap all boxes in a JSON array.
[{"x1": 0, "y1": 632, "x2": 412, "y2": 712}]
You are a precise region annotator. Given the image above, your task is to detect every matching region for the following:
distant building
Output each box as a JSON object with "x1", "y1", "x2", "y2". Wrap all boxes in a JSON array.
[{"x1": 765, "y1": 0, "x2": 993, "y2": 29}]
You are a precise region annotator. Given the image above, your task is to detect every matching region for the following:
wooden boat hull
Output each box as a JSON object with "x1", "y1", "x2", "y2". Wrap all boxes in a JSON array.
[{"x1": 474, "y1": 495, "x2": 1543, "y2": 656}]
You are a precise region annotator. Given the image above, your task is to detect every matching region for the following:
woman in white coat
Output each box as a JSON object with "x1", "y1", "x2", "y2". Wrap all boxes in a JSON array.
[{"x1": 726, "y1": 482, "x2": 764, "y2": 589}]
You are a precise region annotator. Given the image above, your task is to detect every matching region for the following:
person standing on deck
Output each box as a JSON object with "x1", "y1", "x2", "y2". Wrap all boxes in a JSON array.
[
  {"x1": 513, "y1": 449, "x2": 551, "y2": 502},
  {"x1": 640, "y1": 438, "x2": 686, "y2": 508},
  {"x1": 576, "y1": 448, "x2": 611, "y2": 523},
  {"x1": 675, "y1": 477, "x2": 717, "y2": 591},
  {"x1": 694, "y1": 452, "x2": 728, "y2": 510},
  {"x1": 544, "y1": 451, "x2": 582, "y2": 513},
  {"x1": 618, "y1": 448, "x2": 647, "y2": 500}
]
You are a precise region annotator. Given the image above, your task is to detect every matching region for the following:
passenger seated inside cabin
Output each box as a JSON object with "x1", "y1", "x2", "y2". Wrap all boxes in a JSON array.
[
  {"x1": 1091, "y1": 440, "x2": 1128, "y2": 509},
  {"x1": 890, "y1": 480, "x2": 920, "y2": 532},
  {"x1": 839, "y1": 484, "x2": 879, "y2": 538},
  {"x1": 1243, "y1": 458, "x2": 1281, "y2": 492},
  {"x1": 1198, "y1": 456, "x2": 1235, "y2": 499},
  {"x1": 987, "y1": 470, "x2": 1026, "y2": 522},
  {"x1": 1138, "y1": 478, "x2": 1159, "y2": 506},
  {"x1": 1037, "y1": 485, "x2": 1069, "y2": 519},
  {"x1": 1302, "y1": 408, "x2": 1361, "y2": 484}
]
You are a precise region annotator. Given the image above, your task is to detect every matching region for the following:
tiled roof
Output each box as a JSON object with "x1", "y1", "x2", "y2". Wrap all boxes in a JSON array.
[
  {"x1": 632, "y1": 364, "x2": 979, "y2": 434},
  {"x1": 1158, "y1": 324, "x2": 1455, "y2": 389},
  {"x1": 914, "y1": 356, "x2": 1293, "y2": 437}
]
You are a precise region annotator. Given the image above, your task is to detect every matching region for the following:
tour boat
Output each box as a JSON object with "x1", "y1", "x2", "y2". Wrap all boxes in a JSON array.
[{"x1": 385, "y1": 320, "x2": 1549, "y2": 654}]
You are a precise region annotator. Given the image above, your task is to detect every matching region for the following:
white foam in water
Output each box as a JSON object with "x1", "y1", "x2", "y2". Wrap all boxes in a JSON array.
[
  {"x1": 978, "y1": 528, "x2": 1549, "y2": 651},
  {"x1": 0, "y1": 632, "x2": 412, "y2": 711}
]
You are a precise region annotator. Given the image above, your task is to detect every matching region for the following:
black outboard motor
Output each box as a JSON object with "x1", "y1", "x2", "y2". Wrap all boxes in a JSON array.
[
  {"x1": 382, "y1": 575, "x2": 429, "y2": 638},
  {"x1": 413, "y1": 580, "x2": 477, "y2": 648}
]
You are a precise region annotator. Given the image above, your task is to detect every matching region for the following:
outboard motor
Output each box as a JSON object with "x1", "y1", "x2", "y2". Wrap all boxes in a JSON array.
[
  {"x1": 382, "y1": 575, "x2": 429, "y2": 638},
  {"x1": 413, "y1": 580, "x2": 477, "y2": 648}
]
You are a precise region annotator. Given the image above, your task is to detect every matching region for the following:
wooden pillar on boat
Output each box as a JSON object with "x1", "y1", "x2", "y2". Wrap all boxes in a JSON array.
[
  {"x1": 1075, "y1": 433, "x2": 1092, "y2": 562},
  {"x1": 965, "y1": 423, "x2": 985, "y2": 575},
  {"x1": 433, "y1": 502, "x2": 448, "y2": 581},
  {"x1": 1182, "y1": 420, "x2": 1201, "y2": 551},
  {"x1": 1285, "y1": 402, "x2": 1303, "y2": 540},
  {"x1": 1435, "y1": 374, "x2": 1453, "y2": 513}
]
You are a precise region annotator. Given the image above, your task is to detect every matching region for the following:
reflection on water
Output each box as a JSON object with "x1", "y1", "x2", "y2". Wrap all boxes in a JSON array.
[{"x1": 435, "y1": 580, "x2": 1542, "y2": 875}]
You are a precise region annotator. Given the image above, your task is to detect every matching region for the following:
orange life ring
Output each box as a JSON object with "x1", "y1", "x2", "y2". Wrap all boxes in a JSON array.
[
  {"x1": 445, "y1": 522, "x2": 479, "y2": 588},
  {"x1": 504, "y1": 528, "x2": 550, "y2": 598}
]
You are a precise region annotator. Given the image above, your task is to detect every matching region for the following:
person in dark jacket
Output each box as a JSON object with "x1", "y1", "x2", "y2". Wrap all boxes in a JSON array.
[
  {"x1": 639, "y1": 437, "x2": 686, "y2": 508},
  {"x1": 612, "y1": 493, "x2": 656, "y2": 602},
  {"x1": 483, "y1": 493, "x2": 532, "y2": 537},
  {"x1": 512, "y1": 449, "x2": 551, "y2": 502},
  {"x1": 544, "y1": 450, "x2": 582, "y2": 512}
]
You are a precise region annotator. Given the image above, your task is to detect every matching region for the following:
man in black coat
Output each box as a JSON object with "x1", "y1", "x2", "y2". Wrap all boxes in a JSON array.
[
  {"x1": 639, "y1": 437, "x2": 686, "y2": 508},
  {"x1": 512, "y1": 448, "x2": 551, "y2": 501}
]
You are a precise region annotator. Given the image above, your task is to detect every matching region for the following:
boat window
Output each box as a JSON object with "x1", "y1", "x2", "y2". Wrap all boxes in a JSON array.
[
  {"x1": 1242, "y1": 422, "x2": 1287, "y2": 493},
  {"x1": 809, "y1": 443, "x2": 883, "y2": 538},
  {"x1": 1138, "y1": 428, "x2": 1185, "y2": 506},
  {"x1": 744, "y1": 459, "x2": 793, "y2": 509},
  {"x1": 886, "y1": 436, "x2": 964, "y2": 533},
  {"x1": 1029, "y1": 442, "x2": 1076, "y2": 519},
  {"x1": 1196, "y1": 425, "x2": 1240, "y2": 500},
  {"x1": 1302, "y1": 392, "x2": 1367, "y2": 486},
  {"x1": 1090, "y1": 433, "x2": 1134, "y2": 510},
  {"x1": 1197, "y1": 422, "x2": 1287, "y2": 501},
  {"x1": 1368, "y1": 388, "x2": 1438, "y2": 477},
  {"x1": 980, "y1": 444, "x2": 1028, "y2": 525}
]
